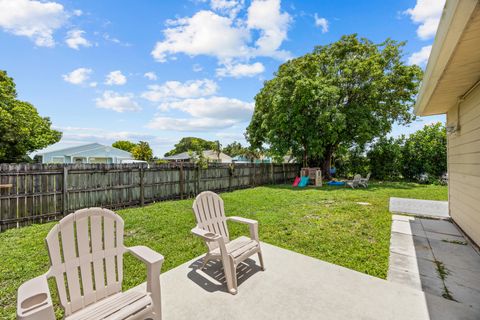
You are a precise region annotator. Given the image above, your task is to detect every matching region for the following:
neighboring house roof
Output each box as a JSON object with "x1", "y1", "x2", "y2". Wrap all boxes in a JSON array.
[
  {"x1": 36, "y1": 143, "x2": 132, "y2": 158},
  {"x1": 164, "y1": 150, "x2": 232, "y2": 162},
  {"x1": 415, "y1": 0, "x2": 480, "y2": 116}
]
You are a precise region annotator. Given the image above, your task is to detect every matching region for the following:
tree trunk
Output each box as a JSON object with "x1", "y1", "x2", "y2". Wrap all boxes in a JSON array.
[
  {"x1": 303, "y1": 144, "x2": 308, "y2": 168},
  {"x1": 322, "y1": 146, "x2": 334, "y2": 180}
]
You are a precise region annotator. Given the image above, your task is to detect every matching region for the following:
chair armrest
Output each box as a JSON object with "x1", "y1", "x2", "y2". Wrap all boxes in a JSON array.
[
  {"x1": 127, "y1": 246, "x2": 164, "y2": 265},
  {"x1": 228, "y1": 216, "x2": 259, "y2": 241},
  {"x1": 228, "y1": 216, "x2": 258, "y2": 225},
  {"x1": 17, "y1": 274, "x2": 55, "y2": 320},
  {"x1": 191, "y1": 227, "x2": 222, "y2": 241}
]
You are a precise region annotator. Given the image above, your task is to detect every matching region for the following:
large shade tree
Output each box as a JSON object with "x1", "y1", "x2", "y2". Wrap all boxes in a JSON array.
[
  {"x1": 0, "y1": 70, "x2": 61, "y2": 163},
  {"x1": 246, "y1": 35, "x2": 423, "y2": 178}
]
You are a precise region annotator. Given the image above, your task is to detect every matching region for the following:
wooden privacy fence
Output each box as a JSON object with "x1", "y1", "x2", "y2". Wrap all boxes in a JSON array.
[{"x1": 0, "y1": 162, "x2": 299, "y2": 231}]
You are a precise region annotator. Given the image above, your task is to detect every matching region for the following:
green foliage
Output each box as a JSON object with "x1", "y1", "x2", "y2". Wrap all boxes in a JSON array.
[
  {"x1": 222, "y1": 141, "x2": 248, "y2": 157},
  {"x1": 0, "y1": 182, "x2": 448, "y2": 319},
  {"x1": 367, "y1": 137, "x2": 404, "y2": 180},
  {"x1": 335, "y1": 145, "x2": 369, "y2": 178},
  {"x1": 0, "y1": 70, "x2": 61, "y2": 163},
  {"x1": 112, "y1": 140, "x2": 137, "y2": 152},
  {"x1": 247, "y1": 34, "x2": 423, "y2": 177},
  {"x1": 131, "y1": 141, "x2": 153, "y2": 161},
  {"x1": 164, "y1": 137, "x2": 217, "y2": 156},
  {"x1": 401, "y1": 122, "x2": 447, "y2": 181}
]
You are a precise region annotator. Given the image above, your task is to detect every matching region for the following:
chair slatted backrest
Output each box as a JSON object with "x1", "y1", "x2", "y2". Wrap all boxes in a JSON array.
[
  {"x1": 365, "y1": 173, "x2": 371, "y2": 181},
  {"x1": 193, "y1": 191, "x2": 230, "y2": 250},
  {"x1": 45, "y1": 208, "x2": 124, "y2": 316}
]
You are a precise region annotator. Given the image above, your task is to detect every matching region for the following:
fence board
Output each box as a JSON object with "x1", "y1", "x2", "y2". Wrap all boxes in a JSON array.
[{"x1": 0, "y1": 162, "x2": 299, "y2": 231}]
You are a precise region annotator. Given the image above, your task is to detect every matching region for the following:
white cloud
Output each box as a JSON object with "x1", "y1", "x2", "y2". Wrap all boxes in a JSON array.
[
  {"x1": 405, "y1": 0, "x2": 445, "y2": 40},
  {"x1": 193, "y1": 64, "x2": 203, "y2": 72},
  {"x1": 246, "y1": 0, "x2": 291, "y2": 58},
  {"x1": 105, "y1": 70, "x2": 127, "y2": 85},
  {"x1": 0, "y1": 0, "x2": 67, "y2": 47},
  {"x1": 142, "y1": 79, "x2": 218, "y2": 101},
  {"x1": 159, "y1": 96, "x2": 254, "y2": 121},
  {"x1": 408, "y1": 45, "x2": 432, "y2": 66},
  {"x1": 152, "y1": 10, "x2": 250, "y2": 63},
  {"x1": 62, "y1": 67, "x2": 92, "y2": 85},
  {"x1": 147, "y1": 96, "x2": 253, "y2": 131},
  {"x1": 65, "y1": 29, "x2": 91, "y2": 50},
  {"x1": 147, "y1": 117, "x2": 237, "y2": 131},
  {"x1": 144, "y1": 72, "x2": 158, "y2": 81},
  {"x1": 314, "y1": 14, "x2": 328, "y2": 33},
  {"x1": 89, "y1": 82, "x2": 97, "y2": 87},
  {"x1": 73, "y1": 9, "x2": 82, "y2": 16},
  {"x1": 216, "y1": 62, "x2": 264, "y2": 78},
  {"x1": 210, "y1": 0, "x2": 244, "y2": 18},
  {"x1": 95, "y1": 91, "x2": 141, "y2": 112},
  {"x1": 151, "y1": 0, "x2": 291, "y2": 63}
]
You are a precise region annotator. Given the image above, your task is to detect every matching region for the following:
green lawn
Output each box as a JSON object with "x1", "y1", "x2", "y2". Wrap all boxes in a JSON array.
[{"x1": 0, "y1": 182, "x2": 447, "y2": 319}]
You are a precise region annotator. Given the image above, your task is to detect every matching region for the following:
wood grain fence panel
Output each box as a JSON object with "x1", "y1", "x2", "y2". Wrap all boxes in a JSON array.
[{"x1": 0, "y1": 163, "x2": 299, "y2": 231}]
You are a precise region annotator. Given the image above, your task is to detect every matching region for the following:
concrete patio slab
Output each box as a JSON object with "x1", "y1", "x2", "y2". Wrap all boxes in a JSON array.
[
  {"x1": 390, "y1": 232, "x2": 435, "y2": 260},
  {"x1": 424, "y1": 231, "x2": 466, "y2": 242},
  {"x1": 429, "y1": 238, "x2": 480, "y2": 272},
  {"x1": 392, "y1": 219, "x2": 427, "y2": 237},
  {"x1": 389, "y1": 198, "x2": 449, "y2": 218},
  {"x1": 420, "y1": 219, "x2": 463, "y2": 237},
  {"x1": 388, "y1": 214, "x2": 480, "y2": 316},
  {"x1": 156, "y1": 242, "x2": 477, "y2": 319},
  {"x1": 392, "y1": 214, "x2": 421, "y2": 223}
]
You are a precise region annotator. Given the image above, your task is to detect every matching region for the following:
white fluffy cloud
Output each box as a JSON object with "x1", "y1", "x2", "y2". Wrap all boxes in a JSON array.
[
  {"x1": 159, "y1": 96, "x2": 254, "y2": 120},
  {"x1": 210, "y1": 0, "x2": 244, "y2": 18},
  {"x1": 247, "y1": 0, "x2": 291, "y2": 58},
  {"x1": 144, "y1": 72, "x2": 158, "y2": 81},
  {"x1": 142, "y1": 79, "x2": 218, "y2": 101},
  {"x1": 216, "y1": 62, "x2": 265, "y2": 78},
  {"x1": 0, "y1": 0, "x2": 67, "y2": 47},
  {"x1": 65, "y1": 29, "x2": 91, "y2": 50},
  {"x1": 147, "y1": 96, "x2": 253, "y2": 131},
  {"x1": 151, "y1": 0, "x2": 291, "y2": 63},
  {"x1": 105, "y1": 70, "x2": 127, "y2": 86},
  {"x1": 62, "y1": 67, "x2": 92, "y2": 85},
  {"x1": 408, "y1": 45, "x2": 432, "y2": 66},
  {"x1": 405, "y1": 0, "x2": 445, "y2": 40},
  {"x1": 147, "y1": 117, "x2": 237, "y2": 131},
  {"x1": 314, "y1": 14, "x2": 328, "y2": 33},
  {"x1": 152, "y1": 10, "x2": 250, "y2": 63},
  {"x1": 95, "y1": 91, "x2": 141, "y2": 112}
]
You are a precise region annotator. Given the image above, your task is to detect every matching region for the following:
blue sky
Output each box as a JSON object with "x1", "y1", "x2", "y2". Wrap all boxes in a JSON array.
[{"x1": 0, "y1": 0, "x2": 445, "y2": 156}]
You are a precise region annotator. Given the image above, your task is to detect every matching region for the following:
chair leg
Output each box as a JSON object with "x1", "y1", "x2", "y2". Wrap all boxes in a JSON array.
[
  {"x1": 257, "y1": 250, "x2": 265, "y2": 271},
  {"x1": 200, "y1": 253, "x2": 211, "y2": 269},
  {"x1": 221, "y1": 254, "x2": 237, "y2": 295},
  {"x1": 229, "y1": 256, "x2": 238, "y2": 294}
]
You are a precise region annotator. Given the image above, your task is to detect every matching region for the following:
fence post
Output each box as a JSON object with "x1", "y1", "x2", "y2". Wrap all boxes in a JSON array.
[
  {"x1": 195, "y1": 164, "x2": 200, "y2": 195},
  {"x1": 139, "y1": 165, "x2": 145, "y2": 207},
  {"x1": 62, "y1": 166, "x2": 68, "y2": 215},
  {"x1": 270, "y1": 162, "x2": 274, "y2": 184},
  {"x1": 179, "y1": 163, "x2": 184, "y2": 199},
  {"x1": 228, "y1": 163, "x2": 233, "y2": 191}
]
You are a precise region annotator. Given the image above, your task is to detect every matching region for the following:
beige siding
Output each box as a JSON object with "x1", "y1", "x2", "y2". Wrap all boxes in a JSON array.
[{"x1": 447, "y1": 84, "x2": 480, "y2": 245}]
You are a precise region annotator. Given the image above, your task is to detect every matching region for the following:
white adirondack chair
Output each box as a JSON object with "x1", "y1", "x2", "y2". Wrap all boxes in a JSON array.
[
  {"x1": 17, "y1": 208, "x2": 164, "y2": 320},
  {"x1": 359, "y1": 173, "x2": 371, "y2": 188},
  {"x1": 346, "y1": 174, "x2": 362, "y2": 189},
  {"x1": 191, "y1": 191, "x2": 265, "y2": 295}
]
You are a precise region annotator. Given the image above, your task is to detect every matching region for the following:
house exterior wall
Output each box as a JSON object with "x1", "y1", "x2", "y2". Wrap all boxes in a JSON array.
[{"x1": 446, "y1": 83, "x2": 480, "y2": 245}]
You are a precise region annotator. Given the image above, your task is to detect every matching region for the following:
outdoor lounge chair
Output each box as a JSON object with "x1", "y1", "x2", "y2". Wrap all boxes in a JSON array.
[
  {"x1": 191, "y1": 191, "x2": 265, "y2": 295},
  {"x1": 17, "y1": 208, "x2": 164, "y2": 320},
  {"x1": 346, "y1": 174, "x2": 362, "y2": 189},
  {"x1": 359, "y1": 173, "x2": 371, "y2": 188}
]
